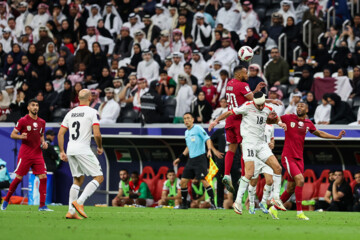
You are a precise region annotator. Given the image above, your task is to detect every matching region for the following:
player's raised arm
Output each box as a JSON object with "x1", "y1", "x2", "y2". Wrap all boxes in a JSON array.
[
  {"x1": 57, "y1": 126, "x2": 68, "y2": 161},
  {"x1": 208, "y1": 110, "x2": 234, "y2": 131},
  {"x1": 312, "y1": 129, "x2": 346, "y2": 140},
  {"x1": 92, "y1": 124, "x2": 103, "y2": 155}
]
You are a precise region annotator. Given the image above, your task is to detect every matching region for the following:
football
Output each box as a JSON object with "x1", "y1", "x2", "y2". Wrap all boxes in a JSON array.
[{"x1": 238, "y1": 46, "x2": 254, "y2": 62}]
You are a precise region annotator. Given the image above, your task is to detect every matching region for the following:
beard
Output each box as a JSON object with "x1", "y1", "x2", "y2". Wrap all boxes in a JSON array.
[{"x1": 31, "y1": 110, "x2": 38, "y2": 116}]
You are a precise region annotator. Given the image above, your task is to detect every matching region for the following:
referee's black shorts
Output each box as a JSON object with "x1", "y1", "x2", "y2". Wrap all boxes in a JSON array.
[{"x1": 182, "y1": 154, "x2": 208, "y2": 180}]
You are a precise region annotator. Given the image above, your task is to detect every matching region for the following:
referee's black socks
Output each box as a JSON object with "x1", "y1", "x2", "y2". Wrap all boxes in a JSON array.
[
  {"x1": 181, "y1": 188, "x2": 188, "y2": 205},
  {"x1": 206, "y1": 186, "x2": 215, "y2": 206}
]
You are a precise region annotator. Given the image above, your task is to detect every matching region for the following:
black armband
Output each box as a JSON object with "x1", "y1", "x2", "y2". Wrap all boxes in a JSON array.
[{"x1": 178, "y1": 153, "x2": 187, "y2": 161}]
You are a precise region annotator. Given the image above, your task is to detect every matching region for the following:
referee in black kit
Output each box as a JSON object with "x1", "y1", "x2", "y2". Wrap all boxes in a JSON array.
[{"x1": 173, "y1": 112, "x2": 223, "y2": 209}]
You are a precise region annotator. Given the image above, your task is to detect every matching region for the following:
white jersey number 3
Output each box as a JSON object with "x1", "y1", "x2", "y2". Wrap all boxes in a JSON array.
[{"x1": 226, "y1": 93, "x2": 238, "y2": 110}]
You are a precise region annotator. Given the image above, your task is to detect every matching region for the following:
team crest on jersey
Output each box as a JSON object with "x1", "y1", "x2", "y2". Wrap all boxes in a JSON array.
[
  {"x1": 298, "y1": 121, "x2": 304, "y2": 128},
  {"x1": 290, "y1": 122, "x2": 295, "y2": 128},
  {"x1": 33, "y1": 122, "x2": 38, "y2": 128},
  {"x1": 27, "y1": 125, "x2": 31, "y2": 131}
]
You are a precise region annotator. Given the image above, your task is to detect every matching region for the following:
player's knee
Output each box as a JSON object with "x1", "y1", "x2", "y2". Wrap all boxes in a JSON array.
[
  {"x1": 296, "y1": 176, "x2": 305, "y2": 187},
  {"x1": 180, "y1": 178, "x2": 188, "y2": 188},
  {"x1": 112, "y1": 198, "x2": 118, "y2": 206},
  {"x1": 94, "y1": 175, "x2": 104, "y2": 184},
  {"x1": 16, "y1": 175, "x2": 23, "y2": 180},
  {"x1": 38, "y1": 174, "x2": 47, "y2": 179},
  {"x1": 266, "y1": 178, "x2": 273, "y2": 186},
  {"x1": 274, "y1": 165, "x2": 282, "y2": 175}
]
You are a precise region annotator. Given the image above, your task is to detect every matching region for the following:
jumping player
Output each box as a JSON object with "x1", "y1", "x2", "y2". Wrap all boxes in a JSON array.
[
  {"x1": 210, "y1": 92, "x2": 287, "y2": 215},
  {"x1": 216, "y1": 65, "x2": 267, "y2": 193},
  {"x1": 269, "y1": 102, "x2": 346, "y2": 220},
  {"x1": 58, "y1": 89, "x2": 104, "y2": 219},
  {"x1": 1, "y1": 99, "x2": 52, "y2": 211},
  {"x1": 248, "y1": 124, "x2": 275, "y2": 215}
]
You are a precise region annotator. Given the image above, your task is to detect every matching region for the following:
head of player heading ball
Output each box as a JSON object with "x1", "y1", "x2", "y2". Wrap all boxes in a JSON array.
[{"x1": 253, "y1": 92, "x2": 265, "y2": 105}]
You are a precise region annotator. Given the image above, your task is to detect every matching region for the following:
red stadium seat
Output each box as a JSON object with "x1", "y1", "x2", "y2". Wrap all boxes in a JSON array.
[
  {"x1": 156, "y1": 166, "x2": 169, "y2": 180},
  {"x1": 350, "y1": 180, "x2": 357, "y2": 192},
  {"x1": 313, "y1": 169, "x2": 330, "y2": 199},
  {"x1": 140, "y1": 166, "x2": 156, "y2": 180},
  {"x1": 177, "y1": 167, "x2": 184, "y2": 178},
  {"x1": 343, "y1": 170, "x2": 353, "y2": 183},
  {"x1": 303, "y1": 169, "x2": 317, "y2": 183},
  {"x1": 154, "y1": 179, "x2": 166, "y2": 202},
  {"x1": 302, "y1": 182, "x2": 315, "y2": 200},
  {"x1": 142, "y1": 178, "x2": 156, "y2": 197}
]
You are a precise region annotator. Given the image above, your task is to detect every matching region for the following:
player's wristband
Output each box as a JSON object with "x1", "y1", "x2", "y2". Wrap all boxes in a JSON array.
[
  {"x1": 278, "y1": 121, "x2": 283, "y2": 124},
  {"x1": 178, "y1": 153, "x2": 186, "y2": 161}
]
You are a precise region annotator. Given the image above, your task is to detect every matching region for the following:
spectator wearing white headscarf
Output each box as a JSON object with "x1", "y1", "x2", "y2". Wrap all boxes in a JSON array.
[
  {"x1": 238, "y1": 1, "x2": 260, "y2": 40},
  {"x1": 103, "y1": 2, "x2": 122, "y2": 38},
  {"x1": 207, "y1": 34, "x2": 238, "y2": 71},
  {"x1": 31, "y1": 3, "x2": 50, "y2": 32},
  {"x1": 86, "y1": 4, "x2": 102, "y2": 27},
  {"x1": 168, "y1": 52, "x2": 185, "y2": 83},
  {"x1": 190, "y1": 50, "x2": 209, "y2": 86},
  {"x1": 215, "y1": 0, "x2": 241, "y2": 32},
  {"x1": 123, "y1": 13, "x2": 145, "y2": 37},
  {"x1": 151, "y1": 4, "x2": 170, "y2": 31},
  {"x1": 278, "y1": 0, "x2": 297, "y2": 26},
  {"x1": 174, "y1": 74, "x2": 194, "y2": 123},
  {"x1": 137, "y1": 49, "x2": 160, "y2": 85},
  {"x1": 15, "y1": 2, "x2": 33, "y2": 38}
]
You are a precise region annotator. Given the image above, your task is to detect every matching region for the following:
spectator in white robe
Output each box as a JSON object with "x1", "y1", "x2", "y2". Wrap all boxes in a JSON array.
[
  {"x1": 132, "y1": 30, "x2": 151, "y2": 56},
  {"x1": 191, "y1": 12, "x2": 212, "y2": 49},
  {"x1": 215, "y1": 0, "x2": 241, "y2": 33},
  {"x1": 174, "y1": 74, "x2": 194, "y2": 123},
  {"x1": 156, "y1": 30, "x2": 171, "y2": 61},
  {"x1": 285, "y1": 91, "x2": 302, "y2": 114},
  {"x1": 82, "y1": 26, "x2": 114, "y2": 53},
  {"x1": 278, "y1": 0, "x2": 297, "y2": 26},
  {"x1": 151, "y1": 4, "x2": 170, "y2": 31},
  {"x1": 99, "y1": 87, "x2": 121, "y2": 124},
  {"x1": 133, "y1": 78, "x2": 149, "y2": 112},
  {"x1": 102, "y1": 2, "x2": 122, "y2": 38},
  {"x1": 314, "y1": 93, "x2": 332, "y2": 124},
  {"x1": 190, "y1": 50, "x2": 209, "y2": 86},
  {"x1": 52, "y1": 3, "x2": 67, "y2": 29},
  {"x1": 31, "y1": 3, "x2": 50, "y2": 33},
  {"x1": 15, "y1": 2, "x2": 33, "y2": 38},
  {"x1": 170, "y1": 29, "x2": 186, "y2": 53},
  {"x1": 210, "y1": 97, "x2": 228, "y2": 126},
  {"x1": 168, "y1": 52, "x2": 185, "y2": 84},
  {"x1": 238, "y1": 1, "x2": 260, "y2": 40},
  {"x1": 0, "y1": 27, "x2": 18, "y2": 53},
  {"x1": 123, "y1": 13, "x2": 145, "y2": 37},
  {"x1": 0, "y1": 2, "x2": 13, "y2": 33},
  {"x1": 86, "y1": 4, "x2": 102, "y2": 27},
  {"x1": 207, "y1": 34, "x2": 238, "y2": 71},
  {"x1": 267, "y1": 86, "x2": 285, "y2": 116},
  {"x1": 137, "y1": 49, "x2": 160, "y2": 85}
]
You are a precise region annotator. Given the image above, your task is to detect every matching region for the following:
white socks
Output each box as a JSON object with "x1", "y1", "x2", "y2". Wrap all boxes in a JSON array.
[
  {"x1": 272, "y1": 174, "x2": 282, "y2": 200},
  {"x1": 248, "y1": 184, "x2": 256, "y2": 207},
  {"x1": 69, "y1": 184, "x2": 80, "y2": 214},
  {"x1": 261, "y1": 184, "x2": 272, "y2": 204},
  {"x1": 235, "y1": 176, "x2": 250, "y2": 204},
  {"x1": 77, "y1": 180, "x2": 100, "y2": 205},
  {"x1": 297, "y1": 211, "x2": 303, "y2": 215}
]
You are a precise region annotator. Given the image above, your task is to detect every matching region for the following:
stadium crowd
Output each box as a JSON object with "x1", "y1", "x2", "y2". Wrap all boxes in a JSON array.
[{"x1": 0, "y1": 0, "x2": 359, "y2": 125}]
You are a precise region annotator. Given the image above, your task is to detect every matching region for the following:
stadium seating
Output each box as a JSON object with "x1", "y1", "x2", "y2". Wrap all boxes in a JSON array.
[
  {"x1": 303, "y1": 169, "x2": 317, "y2": 183},
  {"x1": 313, "y1": 169, "x2": 330, "y2": 200},
  {"x1": 164, "y1": 98, "x2": 176, "y2": 122},
  {"x1": 140, "y1": 166, "x2": 156, "y2": 196},
  {"x1": 350, "y1": 180, "x2": 357, "y2": 192},
  {"x1": 343, "y1": 170, "x2": 354, "y2": 183},
  {"x1": 302, "y1": 182, "x2": 316, "y2": 201},
  {"x1": 177, "y1": 167, "x2": 184, "y2": 178},
  {"x1": 121, "y1": 110, "x2": 139, "y2": 123}
]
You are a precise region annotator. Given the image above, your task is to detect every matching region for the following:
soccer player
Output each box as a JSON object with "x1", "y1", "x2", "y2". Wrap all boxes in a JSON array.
[
  {"x1": 269, "y1": 102, "x2": 346, "y2": 220},
  {"x1": 112, "y1": 169, "x2": 130, "y2": 207},
  {"x1": 248, "y1": 124, "x2": 275, "y2": 215},
  {"x1": 58, "y1": 89, "x2": 104, "y2": 219},
  {"x1": 210, "y1": 65, "x2": 277, "y2": 194},
  {"x1": 158, "y1": 169, "x2": 181, "y2": 208},
  {"x1": 1, "y1": 99, "x2": 51, "y2": 211},
  {"x1": 210, "y1": 92, "x2": 287, "y2": 215},
  {"x1": 173, "y1": 112, "x2": 223, "y2": 210}
]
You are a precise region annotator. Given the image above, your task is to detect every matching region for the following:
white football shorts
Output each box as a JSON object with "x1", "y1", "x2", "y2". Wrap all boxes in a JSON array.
[{"x1": 68, "y1": 154, "x2": 103, "y2": 177}]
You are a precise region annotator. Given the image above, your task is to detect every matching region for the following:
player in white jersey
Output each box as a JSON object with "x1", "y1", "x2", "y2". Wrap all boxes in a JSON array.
[
  {"x1": 248, "y1": 124, "x2": 275, "y2": 215},
  {"x1": 58, "y1": 89, "x2": 104, "y2": 219},
  {"x1": 209, "y1": 92, "x2": 287, "y2": 215}
]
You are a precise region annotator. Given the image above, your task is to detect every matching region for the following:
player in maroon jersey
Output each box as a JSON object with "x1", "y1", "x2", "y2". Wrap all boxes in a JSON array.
[
  {"x1": 209, "y1": 65, "x2": 274, "y2": 193},
  {"x1": 1, "y1": 99, "x2": 52, "y2": 211},
  {"x1": 268, "y1": 102, "x2": 345, "y2": 220}
]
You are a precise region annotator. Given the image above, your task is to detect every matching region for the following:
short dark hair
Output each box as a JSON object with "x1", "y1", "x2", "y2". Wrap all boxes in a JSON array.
[
  {"x1": 184, "y1": 62, "x2": 192, "y2": 68},
  {"x1": 220, "y1": 70, "x2": 229, "y2": 77},
  {"x1": 167, "y1": 169, "x2": 175, "y2": 174},
  {"x1": 178, "y1": 14, "x2": 187, "y2": 18},
  {"x1": 322, "y1": 93, "x2": 330, "y2": 100},
  {"x1": 354, "y1": 171, "x2": 360, "y2": 176},
  {"x1": 120, "y1": 169, "x2": 128, "y2": 174},
  {"x1": 27, "y1": 98, "x2": 39, "y2": 106},
  {"x1": 45, "y1": 130, "x2": 55, "y2": 136},
  {"x1": 254, "y1": 91, "x2": 264, "y2": 98},
  {"x1": 131, "y1": 171, "x2": 139, "y2": 176},
  {"x1": 334, "y1": 170, "x2": 343, "y2": 174},
  {"x1": 183, "y1": 112, "x2": 194, "y2": 118},
  {"x1": 233, "y1": 65, "x2": 245, "y2": 74},
  {"x1": 204, "y1": 74, "x2": 212, "y2": 81}
]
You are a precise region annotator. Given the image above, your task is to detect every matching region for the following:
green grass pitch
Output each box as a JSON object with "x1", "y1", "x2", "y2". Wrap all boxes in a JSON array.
[{"x1": 0, "y1": 205, "x2": 359, "y2": 240}]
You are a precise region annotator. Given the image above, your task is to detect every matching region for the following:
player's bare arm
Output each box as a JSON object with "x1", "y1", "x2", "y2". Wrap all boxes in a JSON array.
[
  {"x1": 40, "y1": 134, "x2": 48, "y2": 150},
  {"x1": 208, "y1": 110, "x2": 233, "y2": 131},
  {"x1": 93, "y1": 124, "x2": 103, "y2": 155},
  {"x1": 324, "y1": 190, "x2": 332, "y2": 204},
  {"x1": 312, "y1": 130, "x2": 346, "y2": 139},
  {"x1": 10, "y1": 129, "x2": 27, "y2": 140},
  {"x1": 269, "y1": 138, "x2": 275, "y2": 150},
  {"x1": 267, "y1": 112, "x2": 287, "y2": 131},
  {"x1": 173, "y1": 147, "x2": 189, "y2": 166},
  {"x1": 57, "y1": 126, "x2": 68, "y2": 162},
  {"x1": 206, "y1": 139, "x2": 224, "y2": 159}
]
